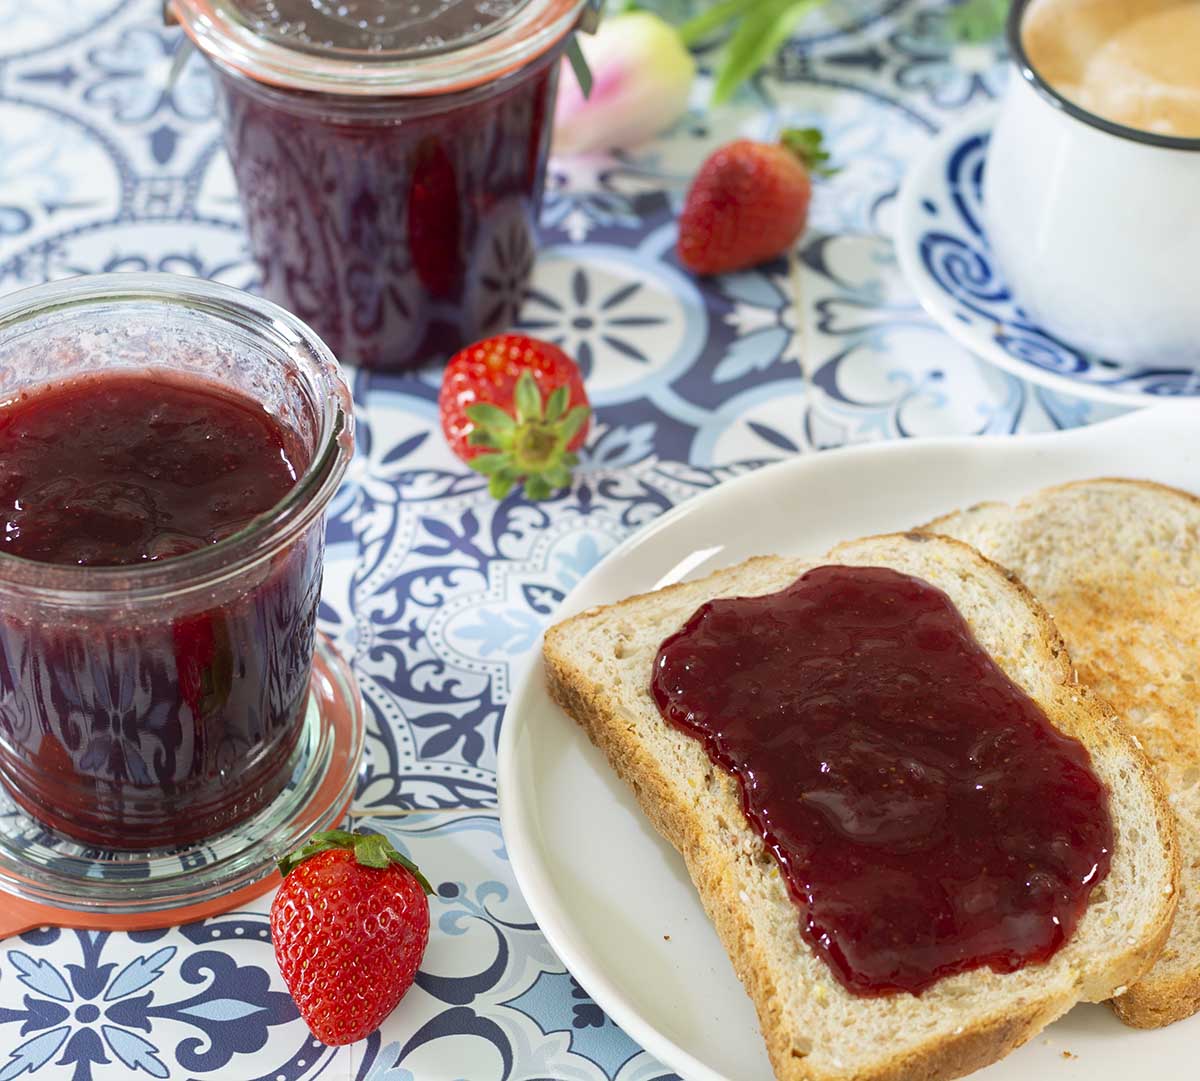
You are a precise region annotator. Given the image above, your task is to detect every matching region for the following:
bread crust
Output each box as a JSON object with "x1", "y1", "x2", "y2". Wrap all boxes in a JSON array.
[
  {"x1": 922, "y1": 477, "x2": 1200, "y2": 1029},
  {"x1": 546, "y1": 661, "x2": 1074, "y2": 1081},
  {"x1": 543, "y1": 535, "x2": 1179, "y2": 1080}
]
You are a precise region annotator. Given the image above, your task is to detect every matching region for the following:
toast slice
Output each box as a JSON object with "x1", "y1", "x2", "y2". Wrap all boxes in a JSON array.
[
  {"x1": 924, "y1": 478, "x2": 1200, "y2": 1028},
  {"x1": 543, "y1": 533, "x2": 1178, "y2": 1081}
]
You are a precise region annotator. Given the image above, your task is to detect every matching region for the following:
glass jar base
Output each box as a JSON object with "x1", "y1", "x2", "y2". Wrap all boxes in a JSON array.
[{"x1": 0, "y1": 635, "x2": 363, "y2": 933}]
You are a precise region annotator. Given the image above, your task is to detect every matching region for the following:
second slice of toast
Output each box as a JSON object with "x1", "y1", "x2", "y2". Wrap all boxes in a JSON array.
[
  {"x1": 925, "y1": 478, "x2": 1200, "y2": 1028},
  {"x1": 544, "y1": 532, "x2": 1178, "y2": 1081}
]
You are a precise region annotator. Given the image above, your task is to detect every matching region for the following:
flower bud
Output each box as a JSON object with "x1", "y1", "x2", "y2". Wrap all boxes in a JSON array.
[{"x1": 553, "y1": 12, "x2": 696, "y2": 156}]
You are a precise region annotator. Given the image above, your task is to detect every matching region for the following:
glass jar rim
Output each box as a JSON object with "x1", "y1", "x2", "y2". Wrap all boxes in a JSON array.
[
  {"x1": 0, "y1": 273, "x2": 354, "y2": 605},
  {"x1": 169, "y1": 0, "x2": 591, "y2": 96}
]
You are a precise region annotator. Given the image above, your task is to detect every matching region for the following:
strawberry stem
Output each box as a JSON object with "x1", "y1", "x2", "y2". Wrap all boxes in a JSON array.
[
  {"x1": 465, "y1": 370, "x2": 589, "y2": 502},
  {"x1": 780, "y1": 127, "x2": 837, "y2": 178},
  {"x1": 278, "y1": 829, "x2": 433, "y2": 895}
]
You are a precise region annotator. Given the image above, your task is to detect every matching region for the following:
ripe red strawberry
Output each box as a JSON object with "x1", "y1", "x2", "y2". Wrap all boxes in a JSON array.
[
  {"x1": 677, "y1": 128, "x2": 833, "y2": 276},
  {"x1": 439, "y1": 334, "x2": 591, "y2": 501},
  {"x1": 270, "y1": 830, "x2": 432, "y2": 1046}
]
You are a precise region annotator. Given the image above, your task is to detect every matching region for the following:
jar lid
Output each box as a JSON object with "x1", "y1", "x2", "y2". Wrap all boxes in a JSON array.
[{"x1": 170, "y1": 0, "x2": 590, "y2": 96}]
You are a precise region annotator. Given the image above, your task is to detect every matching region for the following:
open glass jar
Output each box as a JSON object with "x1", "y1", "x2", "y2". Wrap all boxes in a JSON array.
[
  {"x1": 0, "y1": 273, "x2": 353, "y2": 850},
  {"x1": 170, "y1": 0, "x2": 592, "y2": 372}
]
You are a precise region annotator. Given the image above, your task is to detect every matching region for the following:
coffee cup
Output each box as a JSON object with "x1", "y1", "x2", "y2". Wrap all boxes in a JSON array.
[{"x1": 984, "y1": 0, "x2": 1200, "y2": 368}]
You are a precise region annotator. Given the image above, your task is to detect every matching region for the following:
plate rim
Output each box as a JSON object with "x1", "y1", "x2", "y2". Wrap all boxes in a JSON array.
[
  {"x1": 894, "y1": 106, "x2": 1191, "y2": 408},
  {"x1": 497, "y1": 407, "x2": 1199, "y2": 1081}
]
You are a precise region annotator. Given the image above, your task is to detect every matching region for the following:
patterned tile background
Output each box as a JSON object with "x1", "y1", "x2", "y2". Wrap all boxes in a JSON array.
[{"x1": 0, "y1": 2, "x2": 1122, "y2": 1078}]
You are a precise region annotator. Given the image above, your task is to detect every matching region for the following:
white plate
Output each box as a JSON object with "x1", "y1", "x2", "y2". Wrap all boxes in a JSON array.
[
  {"x1": 894, "y1": 108, "x2": 1200, "y2": 405},
  {"x1": 498, "y1": 405, "x2": 1200, "y2": 1081}
]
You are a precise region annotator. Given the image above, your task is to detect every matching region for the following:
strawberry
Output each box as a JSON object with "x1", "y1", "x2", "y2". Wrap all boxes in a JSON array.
[
  {"x1": 270, "y1": 830, "x2": 432, "y2": 1046},
  {"x1": 677, "y1": 128, "x2": 833, "y2": 276},
  {"x1": 439, "y1": 334, "x2": 591, "y2": 501}
]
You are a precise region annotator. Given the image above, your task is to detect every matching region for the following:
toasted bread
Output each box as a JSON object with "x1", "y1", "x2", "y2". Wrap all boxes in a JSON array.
[
  {"x1": 543, "y1": 532, "x2": 1178, "y2": 1081},
  {"x1": 925, "y1": 477, "x2": 1200, "y2": 1028}
]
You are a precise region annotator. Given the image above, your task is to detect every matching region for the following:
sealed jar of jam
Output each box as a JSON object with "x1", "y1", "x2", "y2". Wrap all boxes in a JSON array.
[
  {"x1": 170, "y1": 0, "x2": 592, "y2": 371},
  {"x1": 0, "y1": 273, "x2": 353, "y2": 850}
]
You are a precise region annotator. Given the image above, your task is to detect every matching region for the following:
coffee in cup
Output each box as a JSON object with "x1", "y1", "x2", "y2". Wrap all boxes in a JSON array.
[
  {"x1": 982, "y1": 0, "x2": 1200, "y2": 369},
  {"x1": 1021, "y1": 0, "x2": 1200, "y2": 138}
]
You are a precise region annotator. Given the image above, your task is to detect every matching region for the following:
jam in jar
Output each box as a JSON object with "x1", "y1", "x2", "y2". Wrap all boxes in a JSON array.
[
  {"x1": 172, "y1": 0, "x2": 590, "y2": 371},
  {"x1": 0, "y1": 274, "x2": 353, "y2": 849}
]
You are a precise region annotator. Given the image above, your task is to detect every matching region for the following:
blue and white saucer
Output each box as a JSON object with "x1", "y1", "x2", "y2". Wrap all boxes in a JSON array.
[{"x1": 896, "y1": 107, "x2": 1200, "y2": 405}]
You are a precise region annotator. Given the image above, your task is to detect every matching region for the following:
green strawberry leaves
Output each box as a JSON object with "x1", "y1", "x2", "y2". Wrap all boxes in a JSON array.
[
  {"x1": 780, "y1": 127, "x2": 837, "y2": 178},
  {"x1": 515, "y1": 368, "x2": 543, "y2": 422},
  {"x1": 278, "y1": 829, "x2": 433, "y2": 895},
  {"x1": 465, "y1": 370, "x2": 589, "y2": 501}
]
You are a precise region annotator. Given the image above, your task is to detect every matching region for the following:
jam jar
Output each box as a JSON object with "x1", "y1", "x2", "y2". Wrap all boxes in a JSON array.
[
  {"x1": 170, "y1": 0, "x2": 592, "y2": 371},
  {"x1": 0, "y1": 273, "x2": 353, "y2": 849}
]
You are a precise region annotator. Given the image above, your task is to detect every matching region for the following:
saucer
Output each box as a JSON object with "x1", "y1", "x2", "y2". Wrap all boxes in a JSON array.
[
  {"x1": 0, "y1": 634, "x2": 364, "y2": 936},
  {"x1": 895, "y1": 107, "x2": 1200, "y2": 405}
]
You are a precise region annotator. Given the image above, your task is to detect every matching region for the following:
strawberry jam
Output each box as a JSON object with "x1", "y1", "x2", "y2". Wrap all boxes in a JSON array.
[
  {"x1": 651, "y1": 565, "x2": 1113, "y2": 996},
  {"x1": 209, "y1": 32, "x2": 560, "y2": 371},
  {"x1": 0, "y1": 373, "x2": 301, "y2": 565},
  {"x1": 0, "y1": 372, "x2": 316, "y2": 848}
]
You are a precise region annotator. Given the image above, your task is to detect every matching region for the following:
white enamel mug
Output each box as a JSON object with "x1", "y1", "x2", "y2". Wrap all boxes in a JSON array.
[{"x1": 984, "y1": 0, "x2": 1200, "y2": 366}]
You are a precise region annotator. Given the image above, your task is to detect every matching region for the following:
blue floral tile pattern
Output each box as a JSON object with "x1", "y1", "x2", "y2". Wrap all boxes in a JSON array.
[
  {"x1": 0, "y1": 919, "x2": 318, "y2": 1081},
  {"x1": 887, "y1": 7, "x2": 1007, "y2": 109},
  {"x1": 349, "y1": 814, "x2": 675, "y2": 1081},
  {"x1": 0, "y1": 1, "x2": 1119, "y2": 1079}
]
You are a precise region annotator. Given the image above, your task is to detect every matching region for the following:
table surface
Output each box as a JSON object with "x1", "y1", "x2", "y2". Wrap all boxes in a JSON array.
[{"x1": 0, "y1": 2, "x2": 1122, "y2": 1079}]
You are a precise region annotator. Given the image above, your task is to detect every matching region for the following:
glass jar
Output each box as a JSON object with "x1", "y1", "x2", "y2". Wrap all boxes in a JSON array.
[
  {"x1": 0, "y1": 273, "x2": 353, "y2": 850},
  {"x1": 170, "y1": 0, "x2": 592, "y2": 372}
]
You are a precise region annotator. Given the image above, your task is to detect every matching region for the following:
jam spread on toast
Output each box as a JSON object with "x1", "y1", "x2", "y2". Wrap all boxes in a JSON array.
[{"x1": 651, "y1": 565, "x2": 1113, "y2": 995}]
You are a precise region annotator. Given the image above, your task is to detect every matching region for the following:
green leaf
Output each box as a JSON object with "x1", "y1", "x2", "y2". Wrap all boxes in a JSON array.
[
  {"x1": 353, "y1": 833, "x2": 395, "y2": 869},
  {"x1": 780, "y1": 127, "x2": 837, "y2": 178},
  {"x1": 565, "y1": 34, "x2": 594, "y2": 98},
  {"x1": 678, "y1": 0, "x2": 760, "y2": 46},
  {"x1": 514, "y1": 370, "x2": 544, "y2": 424},
  {"x1": 677, "y1": 0, "x2": 834, "y2": 103},
  {"x1": 489, "y1": 473, "x2": 516, "y2": 500},
  {"x1": 352, "y1": 832, "x2": 434, "y2": 894},
  {"x1": 712, "y1": 0, "x2": 822, "y2": 105},
  {"x1": 276, "y1": 829, "x2": 357, "y2": 877},
  {"x1": 627, "y1": 0, "x2": 702, "y2": 20},
  {"x1": 558, "y1": 405, "x2": 591, "y2": 444},
  {"x1": 276, "y1": 829, "x2": 432, "y2": 893},
  {"x1": 947, "y1": 0, "x2": 1008, "y2": 43},
  {"x1": 466, "y1": 428, "x2": 500, "y2": 449},
  {"x1": 544, "y1": 464, "x2": 573, "y2": 489},
  {"x1": 524, "y1": 476, "x2": 553, "y2": 501},
  {"x1": 468, "y1": 452, "x2": 511, "y2": 476},
  {"x1": 545, "y1": 384, "x2": 569, "y2": 423},
  {"x1": 464, "y1": 402, "x2": 516, "y2": 432}
]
